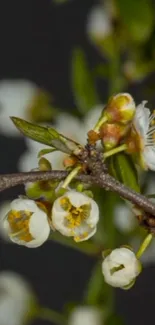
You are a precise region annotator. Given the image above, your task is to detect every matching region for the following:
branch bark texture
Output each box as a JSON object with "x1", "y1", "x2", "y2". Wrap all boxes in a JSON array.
[{"x1": 0, "y1": 170, "x2": 155, "y2": 216}]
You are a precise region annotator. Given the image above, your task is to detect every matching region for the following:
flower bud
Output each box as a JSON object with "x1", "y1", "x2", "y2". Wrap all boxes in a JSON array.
[
  {"x1": 51, "y1": 190, "x2": 99, "y2": 242},
  {"x1": 102, "y1": 247, "x2": 141, "y2": 288},
  {"x1": 100, "y1": 123, "x2": 130, "y2": 150},
  {"x1": 3, "y1": 198, "x2": 50, "y2": 248},
  {"x1": 104, "y1": 93, "x2": 136, "y2": 125}
]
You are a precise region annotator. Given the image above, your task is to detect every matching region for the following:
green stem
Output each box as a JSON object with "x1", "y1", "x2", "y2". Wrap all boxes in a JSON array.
[
  {"x1": 103, "y1": 144, "x2": 127, "y2": 159},
  {"x1": 93, "y1": 115, "x2": 108, "y2": 132},
  {"x1": 136, "y1": 233, "x2": 153, "y2": 259},
  {"x1": 61, "y1": 165, "x2": 81, "y2": 189},
  {"x1": 49, "y1": 232, "x2": 100, "y2": 256},
  {"x1": 37, "y1": 307, "x2": 66, "y2": 325}
]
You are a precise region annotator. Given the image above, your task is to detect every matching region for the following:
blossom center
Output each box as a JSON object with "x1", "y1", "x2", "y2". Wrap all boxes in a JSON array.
[
  {"x1": 7, "y1": 210, "x2": 33, "y2": 242},
  {"x1": 60, "y1": 197, "x2": 91, "y2": 229}
]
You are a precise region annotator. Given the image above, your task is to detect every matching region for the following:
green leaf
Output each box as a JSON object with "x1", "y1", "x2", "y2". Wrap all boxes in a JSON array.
[
  {"x1": 71, "y1": 48, "x2": 99, "y2": 114},
  {"x1": 115, "y1": 0, "x2": 154, "y2": 43},
  {"x1": 11, "y1": 117, "x2": 84, "y2": 156},
  {"x1": 108, "y1": 153, "x2": 140, "y2": 192}
]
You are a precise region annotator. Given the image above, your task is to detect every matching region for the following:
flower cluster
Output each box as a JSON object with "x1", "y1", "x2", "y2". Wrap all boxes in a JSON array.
[
  {"x1": 91, "y1": 93, "x2": 155, "y2": 171},
  {"x1": 2, "y1": 191, "x2": 99, "y2": 248},
  {"x1": 2, "y1": 91, "x2": 155, "y2": 291}
]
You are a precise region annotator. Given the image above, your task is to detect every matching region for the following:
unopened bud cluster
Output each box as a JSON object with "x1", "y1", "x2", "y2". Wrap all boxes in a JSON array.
[{"x1": 93, "y1": 93, "x2": 155, "y2": 171}]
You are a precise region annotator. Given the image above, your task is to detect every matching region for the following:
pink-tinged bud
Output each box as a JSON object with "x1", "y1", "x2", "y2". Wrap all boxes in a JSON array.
[
  {"x1": 104, "y1": 93, "x2": 136, "y2": 125},
  {"x1": 100, "y1": 123, "x2": 130, "y2": 150}
]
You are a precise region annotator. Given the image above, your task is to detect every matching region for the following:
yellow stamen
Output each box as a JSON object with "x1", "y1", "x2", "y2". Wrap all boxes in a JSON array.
[
  {"x1": 7, "y1": 210, "x2": 33, "y2": 242},
  {"x1": 60, "y1": 197, "x2": 91, "y2": 229}
]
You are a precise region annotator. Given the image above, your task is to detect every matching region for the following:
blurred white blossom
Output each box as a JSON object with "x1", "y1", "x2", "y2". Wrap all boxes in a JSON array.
[
  {"x1": 0, "y1": 200, "x2": 11, "y2": 241},
  {"x1": 0, "y1": 79, "x2": 38, "y2": 136},
  {"x1": 68, "y1": 306, "x2": 103, "y2": 325},
  {"x1": 87, "y1": 5, "x2": 112, "y2": 43},
  {"x1": 18, "y1": 105, "x2": 103, "y2": 171},
  {"x1": 0, "y1": 271, "x2": 33, "y2": 325}
]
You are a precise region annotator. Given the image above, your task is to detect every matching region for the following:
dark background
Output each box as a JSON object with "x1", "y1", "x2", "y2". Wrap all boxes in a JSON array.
[{"x1": 0, "y1": 1, "x2": 155, "y2": 324}]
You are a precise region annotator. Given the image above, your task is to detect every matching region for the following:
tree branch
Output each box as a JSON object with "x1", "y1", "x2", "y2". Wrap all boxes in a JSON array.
[{"x1": 0, "y1": 170, "x2": 155, "y2": 216}]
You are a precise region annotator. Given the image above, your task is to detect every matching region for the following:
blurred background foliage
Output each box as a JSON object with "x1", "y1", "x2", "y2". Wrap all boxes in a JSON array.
[{"x1": 1, "y1": 0, "x2": 155, "y2": 324}]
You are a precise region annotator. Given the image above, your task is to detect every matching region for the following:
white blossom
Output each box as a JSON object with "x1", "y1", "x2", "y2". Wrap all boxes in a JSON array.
[
  {"x1": 102, "y1": 247, "x2": 141, "y2": 288},
  {"x1": 18, "y1": 106, "x2": 103, "y2": 171},
  {"x1": 51, "y1": 191, "x2": 99, "y2": 242},
  {"x1": 132, "y1": 101, "x2": 155, "y2": 170},
  {"x1": 3, "y1": 198, "x2": 50, "y2": 247},
  {"x1": 0, "y1": 271, "x2": 33, "y2": 325},
  {"x1": 0, "y1": 200, "x2": 12, "y2": 241},
  {"x1": 86, "y1": 5, "x2": 112, "y2": 42},
  {"x1": 114, "y1": 203, "x2": 137, "y2": 233},
  {"x1": 68, "y1": 306, "x2": 103, "y2": 325},
  {"x1": 0, "y1": 79, "x2": 38, "y2": 136}
]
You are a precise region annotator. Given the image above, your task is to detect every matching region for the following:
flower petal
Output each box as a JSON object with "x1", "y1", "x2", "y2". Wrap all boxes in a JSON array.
[
  {"x1": 143, "y1": 146, "x2": 155, "y2": 171},
  {"x1": 134, "y1": 101, "x2": 150, "y2": 138}
]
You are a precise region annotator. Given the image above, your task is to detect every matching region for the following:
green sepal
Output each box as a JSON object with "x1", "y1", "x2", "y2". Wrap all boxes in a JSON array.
[
  {"x1": 11, "y1": 117, "x2": 83, "y2": 156},
  {"x1": 108, "y1": 153, "x2": 140, "y2": 193},
  {"x1": 25, "y1": 181, "x2": 58, "y2": 202},
  {"x1": 102, "y1": 249, "x2": 112, "y2": 259},
  {"x1": 71, "y1": 48, "x2": 99, "y2": 114},
  {"x1": 82, "y1": 190, "x2": 94, "y2": 198},
  {"x1": 38, "y1": 157, "x2": 52, "y2": 171},
  {"x1": 122, "y1": 278, "x2": 136, "y2": 290},
  {"x1": 115, "y1": 0, "x2": 154, "y2": 43}
]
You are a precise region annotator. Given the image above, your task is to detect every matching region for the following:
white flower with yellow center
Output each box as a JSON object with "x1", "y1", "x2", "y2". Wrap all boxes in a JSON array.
[
  {"x1": 102, "y1": 247, "x2": 141, "y2": 288},
  {"x1": 0, "y1": 271, "x2": 33, "y2": 325},
  {"x1": 130, "y1": 101, "x2": 155, "y2": 170},
  {"x1": 3, "y1": 198, "x2": 50, "y2": 247},
  {"x1": 68, "y1": 306, "x2": 103, "y2": 325},
  {"x1": 51, "y1": 191, "x2": 99, "y2": 242},
  {"x1": 0, "y1": 79, "x2": 38, "y2": 136}
]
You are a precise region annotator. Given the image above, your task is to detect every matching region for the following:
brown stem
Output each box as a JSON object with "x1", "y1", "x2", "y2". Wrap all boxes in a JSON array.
[{"x1": 0, "y1": 171, "x2": 155, "y2": 216}]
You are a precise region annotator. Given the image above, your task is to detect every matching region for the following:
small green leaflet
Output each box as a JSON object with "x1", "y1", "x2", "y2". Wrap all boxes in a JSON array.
[
  {"x1": 11, "y1": 117, "x2": 84, "y2": 156},
  {"x1": 38, "y1": 148, "x2": 57, "y2": 158}
]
